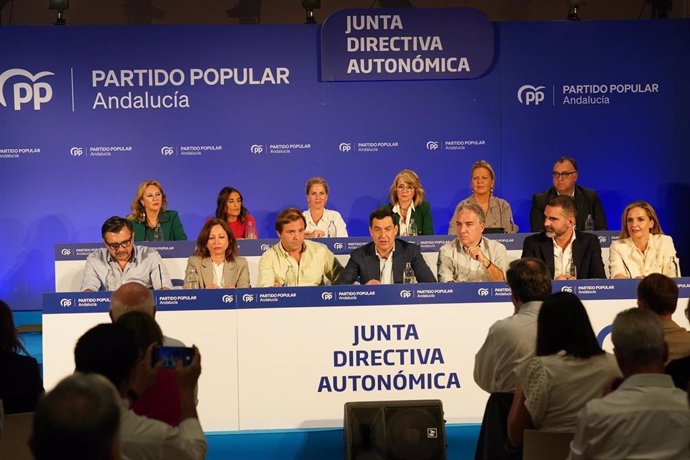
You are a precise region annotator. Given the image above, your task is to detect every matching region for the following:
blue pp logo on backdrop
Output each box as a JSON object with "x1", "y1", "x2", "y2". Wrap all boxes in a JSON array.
[
  {"x1": 517, "y1": 84, "x2": 545, "y2": 106},
  {"x1": 0, "y1": 69, "x2": 54, "y2": 110}
]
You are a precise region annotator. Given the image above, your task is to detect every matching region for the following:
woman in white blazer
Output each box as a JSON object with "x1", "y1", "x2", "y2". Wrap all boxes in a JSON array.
[
  {"x1": 184, "y1": 218, "x2": 250, "y2": 288},
  {"x1": 609, "y1": 201, "x2": 680, "y2": 278}
]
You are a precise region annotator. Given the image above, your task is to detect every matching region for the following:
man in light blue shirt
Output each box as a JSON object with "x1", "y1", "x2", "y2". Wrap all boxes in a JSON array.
[{"x1": 80, "y1": 216, "x2": 172, "y2": 291}]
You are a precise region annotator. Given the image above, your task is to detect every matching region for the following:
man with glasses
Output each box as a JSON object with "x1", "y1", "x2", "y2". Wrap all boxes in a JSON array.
[
  {"x1": 529, "y1": 156, "x2": 608, "y2": 232},
  {"x1": 80, "y1": 216, "x2": 172, "y2": 291}
]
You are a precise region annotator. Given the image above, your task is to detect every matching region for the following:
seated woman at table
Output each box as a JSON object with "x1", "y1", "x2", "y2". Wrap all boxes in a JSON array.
[
  {"x1": 303, "y1": 177, "x2": 348, "y2": 238},
  {"x1": 128, "y1": 179, "x2": 187, "y2": 241},
  {"x1": 507, "y1": 292, "x2": 620, "y2": 447},
  {"x1": 385, "y1": 169, "x2": 434, "y2": 235},
  {"x1": 184, "y1": 218, "x2": 250, "y2": 288},
  {"x1": 0, "y1": 300, "x2": 44, "y2": 414},
  {"x1": 609, "y1": 201, "x2": 680, "y2": 278},
  {"x1": 447, "y1": 160, "x2": 518, "y2": 234},
  {"x1": 215, "y1": 186, "x2": 259, "y2": 239}
]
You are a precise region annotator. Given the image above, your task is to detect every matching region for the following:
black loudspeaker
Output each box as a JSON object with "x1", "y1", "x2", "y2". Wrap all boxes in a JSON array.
[{"x1": 344, "y1": 399, "x2": 447, "y2": 460}]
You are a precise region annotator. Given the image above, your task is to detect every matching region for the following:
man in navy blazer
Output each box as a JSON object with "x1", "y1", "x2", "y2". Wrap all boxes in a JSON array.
[
  {"x1": 522, "y1": 195, "x2": 606, "y2": 280},
  {"x1": 336, "y1": 208, "x2": 436, "y2": 285}
]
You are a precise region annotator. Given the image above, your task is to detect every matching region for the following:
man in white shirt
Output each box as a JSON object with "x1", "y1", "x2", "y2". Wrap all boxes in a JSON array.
[
  {"x1": 568, "y1": 308, "x2": 690, "y2": 459},
  {"x1": 522, "y1": 195, "x2": 606, "y2": 279},
  {"x1": 473, "y1": 257, "x2": 552, "y2": 460},
  {"x1": 437, "y1": 203, "x2": 508, "y2": 282},
  {"x1": 74, "y1": 323, "x2": 207, "y2": 460}
]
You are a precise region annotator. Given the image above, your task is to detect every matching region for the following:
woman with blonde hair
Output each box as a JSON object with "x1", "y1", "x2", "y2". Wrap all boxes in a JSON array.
[
  {"x1": 609, "y1": 201, "x2": 680, "y2": 278},
  {"x1": 385, "y1": 169, "x2": 434, "y2": 235},
  {"x1": 128, "y1": 180, "x2": 187, "y2": 241},
  {"x1": 448, "y1": 160, "x2": 517, "y2": 234},
  {"x1": 302, "y1": 177, "x2": 348, "y2": 238}
]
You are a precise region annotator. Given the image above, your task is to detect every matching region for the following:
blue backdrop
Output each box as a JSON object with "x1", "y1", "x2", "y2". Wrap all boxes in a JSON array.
[{"x1": 1, "y1": 16, "x2": 689, "y2": 310}]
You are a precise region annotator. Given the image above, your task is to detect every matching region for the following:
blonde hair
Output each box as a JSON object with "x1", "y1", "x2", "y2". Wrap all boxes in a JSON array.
[
  {"x1": 305, "y1": 177, "x2": 329, "y2": 195},
  {"x1": 619, "y1": 201, "x2": 663, "y2": 239},
  {"x1": 471, "y1": 160, "x2": 495, "y2": 181},
  {"x1": 389, "y1": 169, "x2": 425, "y2": 206},
  {"x1": 471, "y1": 160, "x2": 495, "y2": 195},
  {"x1": 128, "y1": 180, "x2": 167, "y2": 221}
]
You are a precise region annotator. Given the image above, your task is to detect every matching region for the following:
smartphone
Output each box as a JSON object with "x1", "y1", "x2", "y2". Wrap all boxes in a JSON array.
[{"x1": 152, "y1": 346, "x2": 194, "y2": 368}]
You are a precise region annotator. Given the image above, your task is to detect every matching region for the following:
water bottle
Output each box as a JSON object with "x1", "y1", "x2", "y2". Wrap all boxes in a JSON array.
[
  {"x1": 284, "y1": 265, "x2": 297, "y2": 287},
  {"x1": 185, "y1": 267, "x2": 200, "y2": 289},
  {"x1": 403, "y1": 262, "x2": 414, "y2": 284},
  {"x1": 408, "y1": 218, "x2": 418, "y2": 236},
  {"x1": 105, "y1": 270, "x2": 117, "y2": 291},
  {"x1": 568, "y1": 260, "x2": 577, "y2": 280},
  {"x1": 584, "y1": 214, "x2": 594, "y2": 232},
  {"x1": 327, "y1": 221, "x2": 337, "y2": 238},
  {"x1": 245, "y1": 220, "x2": 257, "y2": 240},
  {"x1": 153, "y1": 223, "x2": 163, "y2": 241}
]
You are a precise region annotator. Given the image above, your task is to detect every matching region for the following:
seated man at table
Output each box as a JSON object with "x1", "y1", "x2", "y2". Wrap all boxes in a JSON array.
[
  {"x1": 530, "y1": 156, "x2": 607, "y2": 232},
  {"x1": 81, "y1": 216, "x2": 172, "y2": 291},
  {"x1": 257, "y1": 207, "x2": 342, "y2": 286},
  {"x1": 336, "y1": 208, "x2": 436, "y2": 285},
  {"x1": 437, "y1": 203, "x2": 508, "y2": 282},
  {"x1": 522, "y1": 196, "x2": 606, "y2": 280}
]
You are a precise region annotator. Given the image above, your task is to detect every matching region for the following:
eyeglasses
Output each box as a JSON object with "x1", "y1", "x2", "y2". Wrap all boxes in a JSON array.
[
  {"x1": 397, "y1": 184, "x2": 415, "y2": 192},
  {"x1": 105, "y1": 236, "x2": 133, "y2": 250},
  {"x1": 552, "y1": 171, "x2": 576, "y2": 180}
]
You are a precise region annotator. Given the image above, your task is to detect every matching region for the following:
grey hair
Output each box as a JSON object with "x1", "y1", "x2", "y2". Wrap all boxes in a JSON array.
[
  {"x1": 612, "y1": 308, "x2": 665, "y2": 366},
  {"x1": 456, "y1": 202, "x2": 486, "y2": 225}
]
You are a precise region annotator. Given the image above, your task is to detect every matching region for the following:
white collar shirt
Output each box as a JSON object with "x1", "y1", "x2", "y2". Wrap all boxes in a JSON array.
[
  {"x1": 553, "y1": 231, "x2": 576, "y2": 278},
  {"x1": 376, "y1": 245, "x2": 396, "y2": 285}
]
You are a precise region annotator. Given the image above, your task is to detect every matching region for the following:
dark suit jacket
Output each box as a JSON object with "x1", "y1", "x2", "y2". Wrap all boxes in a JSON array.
[
  {"x1": 385, "y1": 201, "x2": 435, "y2": 235},
  {"x1": 336, "y1": 239, "x2": 436, "y2": 284},
  {"x1": 530, "y1": 185, "x2": 608, "y2": 232},
  {"x1": 521, "y1": 230, "x2": 606, "y2": 279}
]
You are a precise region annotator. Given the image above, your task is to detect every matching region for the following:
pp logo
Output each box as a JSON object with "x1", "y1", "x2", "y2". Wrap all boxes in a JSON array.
[
  {"x1": 338, "y1": 143, "x2": 351, "y2": 152},
  {"x1": 0, "y1": 69, "x2": 54, "y2": 110},
  {"x1": 561, "y1": 286, "x2": 573, "y2": 293},
  {"x1": 221, "y1": 295, "x2": 234, "y2": 303},
  {"x1": 517, "y1": 84, "x2": 545, "y2": 106},
  {"x1": 242, "y1": 294, "x2": 255, "y2": 302},
  {"x1": 477, "y1": 288, "x2": 489, "y2": 297},
  {"x1": 333, "y1": 242, "x2": 344, "y2": 250},
  {"x1": 59, "y1": 298, "x2": 72, "y2": 307},
  {"x1": 399, "y1": 290, "x2": 412, "y2": 299},
  {"x1": 598, "y1": 235, "x2": 607, "y2": 244},
  {"x1": 250, "y1": 144, "x2": 263, "y2": 154},
  {"x1": 69, "y1": 147, "x2": 83, "y2": 157},
  {"x1": 60, "y1": 248, "x2": 72, "y2": 256},
  {"x1": 161, "y1": 146, "x2": 174, "y2": 156},
  {"x1": 426, "y1": 428, "x2": 438, "y2": 439},
  {"x1": 321, "y1": 292, "x2": 333, "y2": 300},
  {"x1": 260, "y1": 244, "x2": 270, "y2": 251},
  {"x1": 426, "y1": 141, "x2": 439, "y2": 151}
]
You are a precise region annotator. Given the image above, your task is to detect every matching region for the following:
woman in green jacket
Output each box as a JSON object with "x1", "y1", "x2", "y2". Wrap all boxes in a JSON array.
[
  {"x1": 128, "y1": 179, "x2": 188, "y2": 241},
  {"x1": 385, "y1": 169, "x2": 434, "y2": 236}
]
